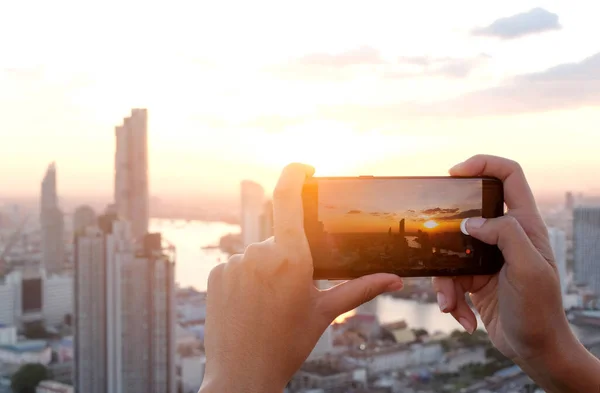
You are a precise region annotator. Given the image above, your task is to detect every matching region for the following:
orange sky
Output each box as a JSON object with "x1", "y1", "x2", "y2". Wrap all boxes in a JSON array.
[
  {"x1": 317, "y1": 179, "x2": 481, "y2": 233},
  {"x1": 2, "y1": 2, "x2": 600, "y2": 200}
]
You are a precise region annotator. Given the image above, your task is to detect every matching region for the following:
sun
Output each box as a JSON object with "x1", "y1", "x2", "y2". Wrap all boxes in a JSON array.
[{"x1": 423, "y1": 220, "x2": 439, "y2": 229}]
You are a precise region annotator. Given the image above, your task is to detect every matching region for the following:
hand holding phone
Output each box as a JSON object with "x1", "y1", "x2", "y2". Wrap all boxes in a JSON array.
[{"x1": 302, "y1": 176, "x2": 504, "y2": 279}]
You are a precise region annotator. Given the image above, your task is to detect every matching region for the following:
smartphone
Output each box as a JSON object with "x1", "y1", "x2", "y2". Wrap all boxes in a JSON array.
[{"x1": 302, "y1": 176, "x2": 504, "y2": 279}]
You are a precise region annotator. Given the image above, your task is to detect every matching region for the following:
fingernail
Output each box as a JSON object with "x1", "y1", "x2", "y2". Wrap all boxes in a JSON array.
[
  {"x1": 466, "y1": 217, "x2": 486, "y2": 232},
  {"x1": 449, "y1": 161, "x2": 465, "y2": 173},
  {"x1": 437, "y1": 292, "x2": 448, "y2": 312},
  {"x1": 386, "y1": 281, "x2": 404, "y2": 292},
  {"x1": 459, "y1": 317, "x2": 475, "y2": 334}
]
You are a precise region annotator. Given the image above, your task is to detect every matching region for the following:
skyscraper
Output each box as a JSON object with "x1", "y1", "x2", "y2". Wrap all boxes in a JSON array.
[
  {"x1": 73, "y1": 205, "x2": 97, "y2": 237},
  {"x1": 548, "y1": 227, "x2": 568, "y2": 303},
  {"x1": 115, "y1": 109, "x2": 149, "y2": 241},
  {"x1": 240, "y1": 180, "x2": 264, "y2": 248},
  {"x1": 40, "y1": 163, "x2": 65, "y2": 274},
  {"x1": 573, "y1": 207, "x2": 600, "y2": 296},
  {"x1": 74, "y1": 213, "x2": 176, "y2": 393}
]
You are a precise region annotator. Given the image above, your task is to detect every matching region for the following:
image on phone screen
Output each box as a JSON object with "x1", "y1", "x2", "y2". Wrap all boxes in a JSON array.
[{"x1": 303, "y1": 177, "x2": 504, "y2": 279}]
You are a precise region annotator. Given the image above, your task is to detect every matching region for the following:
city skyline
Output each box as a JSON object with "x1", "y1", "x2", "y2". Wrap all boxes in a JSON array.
[{"x1": 2, "y1": 3, "x2": 600, "y2": 199}]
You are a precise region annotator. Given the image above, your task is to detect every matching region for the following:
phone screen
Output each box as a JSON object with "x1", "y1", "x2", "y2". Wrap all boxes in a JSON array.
[{"x1": 302, "y1": 177, "x2": 504, "y2": 279}]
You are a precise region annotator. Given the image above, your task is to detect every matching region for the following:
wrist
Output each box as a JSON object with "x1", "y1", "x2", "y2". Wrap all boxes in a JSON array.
[{"x1": 516, "y1": 331, "x2": 600, "y2": 392}]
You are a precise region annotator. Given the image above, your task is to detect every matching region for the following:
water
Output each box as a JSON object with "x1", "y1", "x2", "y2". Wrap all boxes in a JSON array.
[{"x1": 150, "y1": 219, "x2": 481, "y2": 334}]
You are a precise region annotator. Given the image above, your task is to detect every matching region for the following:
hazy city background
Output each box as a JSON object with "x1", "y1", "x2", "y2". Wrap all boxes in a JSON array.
[{"x1": 3, "y1": 1, "x2": 600, "y2": 393}]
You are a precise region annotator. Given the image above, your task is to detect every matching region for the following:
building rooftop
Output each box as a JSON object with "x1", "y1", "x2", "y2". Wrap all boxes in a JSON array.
[{"x1": 0, "y1": 339, "x2": 47, "y2": 354}]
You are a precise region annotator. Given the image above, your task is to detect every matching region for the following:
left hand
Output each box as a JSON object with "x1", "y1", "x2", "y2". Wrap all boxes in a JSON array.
[{"x1": 200, "y1": 163, "x2": 404, "y2": 393}]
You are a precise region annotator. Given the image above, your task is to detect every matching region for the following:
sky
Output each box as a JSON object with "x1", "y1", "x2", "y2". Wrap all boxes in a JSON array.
[
  {"x1": 2, "y1": 0, "x2": 600, "y2": 201},
  {"x1": 318, "y1": 179, "x2": 481, "y2": 233}
]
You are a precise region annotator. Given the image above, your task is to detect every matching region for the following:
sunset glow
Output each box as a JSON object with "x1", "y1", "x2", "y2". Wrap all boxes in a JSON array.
[{"x1": 423, "y1": 220, "x2": 439, "y2": 229}]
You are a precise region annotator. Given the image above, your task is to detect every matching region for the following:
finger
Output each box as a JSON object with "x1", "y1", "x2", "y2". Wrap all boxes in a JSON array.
[
  {"x1": 317, "y1": 274, "x2": 403, "y2": 321},
  {"x1": 449, "y1": 155, "x2": 537, "y2": 212},
  {"x1": 450, "y1": 281, "x2": 477, "y2": 334},
  {"x1": 432, "y1": 277, "x2": 456, "y2": 313},
  {"x1": 273, "y1": 163, "x2": 315, "y2": 254},
  {"x1": 465, "y1": 216, "x2": 541, "y2": 268}
]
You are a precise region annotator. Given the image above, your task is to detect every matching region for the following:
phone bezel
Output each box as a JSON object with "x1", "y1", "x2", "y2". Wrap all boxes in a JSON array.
[{"x1": 302, "y1": 176, "x2": 504, "y2": 279}]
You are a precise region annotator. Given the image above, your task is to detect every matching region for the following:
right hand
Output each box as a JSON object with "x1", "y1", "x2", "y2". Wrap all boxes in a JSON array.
[{"x1": 432, "y1": 155, "x2": 571, "y2": 363}]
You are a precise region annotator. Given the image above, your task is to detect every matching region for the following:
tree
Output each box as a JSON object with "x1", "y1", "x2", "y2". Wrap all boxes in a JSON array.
[
  {"x1": 11, "y1": 363, "x2": 49, "y2": 393},
  {"x1": 23, "y1": 322, "x2": 51, "y2": 339}
]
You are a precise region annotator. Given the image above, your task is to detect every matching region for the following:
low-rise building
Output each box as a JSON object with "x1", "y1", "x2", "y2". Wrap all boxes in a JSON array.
[
  {"x1": 0, "y1": 325, "x2": 16, "y2": 345},
  {"x1": 36, "y1": 380, "x2": 74, "y2": 393},
  {"x1": 0, "y1": 340, "x2": 51, "y2": 365},
  {"x1": 345, "y1": 342, "x2": 443, "y2": 375},
  {"x1": 289, "y1": 357, "x2": 367, "y2": 393}
]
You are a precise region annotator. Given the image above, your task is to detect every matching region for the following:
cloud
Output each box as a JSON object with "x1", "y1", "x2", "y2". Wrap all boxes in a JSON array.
[
  {"x1": 406, "y1": 209, "x2": 416, "y2": 213},
  {"x1": 387, "y1": 54, "x2": 491, "y2": 79},
  {"x1": 346, "y1": 210, "x2": 363, "y2": 214},
  {"x1": 295, "y1": 46, "x2": 384, "y2": 67},
  {"x1": 370, "y1": 212, "x2": 381, "y2": 216},
  {"x1": 323, "y1": 204, "x2": 336, "y2": 210},
  {"x1": 441, "y1": 209, "x2": 482, "y2": 220},
  {"x1": 421, "y1": 207, "x2": 460, "y2": 215},
  {"x1": 472, "y1": 8, "x2": 561, "y2": 39}
]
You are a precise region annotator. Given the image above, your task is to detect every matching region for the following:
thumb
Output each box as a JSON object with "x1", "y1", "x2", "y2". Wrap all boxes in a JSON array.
[
  {"x1": 317, "y1": 274, "x2": 403, "y2": 321},
  {"x1": 465, "y1": 216, "x2": 541, "y2": 268}
]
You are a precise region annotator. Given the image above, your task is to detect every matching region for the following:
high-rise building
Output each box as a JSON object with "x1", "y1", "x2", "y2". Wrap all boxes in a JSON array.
[
  {"x1": 115, "y1": 109, "x2": 149, "y2": 241},
  {"x1": 573, "y1": 207, "x2": 600, "y2": 296},
  {"x1": 74, "y1": 214, "x2": 176, "y2": 393},
  {"x1": 73, "y1": 205, "x2": 97, "y2": 238},
  {"x1": 240, "y1": 181, "x2": 264, "y2": 248},
  {"x1": 565, "y1": 192, "x2": 575, "y2": 211},
  {"x1": 548, "y1": 227, "x2": 568, "y2": 302},
  {"x1": 40, "y1": 163, "x2": 65, "y2": 274},
  {"x1": 259, "y1": 200, "x2": 274, "y2": 241}
]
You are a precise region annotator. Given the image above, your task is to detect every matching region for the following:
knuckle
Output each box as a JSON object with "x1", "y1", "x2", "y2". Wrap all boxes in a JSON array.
[
  {"x1": 506, "y1": 159, "x2": 523, "y2": 174},
  {"x1": 500, "y1": 215, "x2": 520, "y2": 230},
  {"x1": 207, "y1": 264, "x2": 225, "y2": 284}
]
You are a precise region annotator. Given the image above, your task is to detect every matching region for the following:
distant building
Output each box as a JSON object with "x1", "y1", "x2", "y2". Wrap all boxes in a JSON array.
[
  {"x1": 346, "y1": 342, "x2": 443, "y2": 375},
  {"x1": 180, "y1": 354, "x2": 205, "y2": 393},
  {"x1": 36, "y1": 380, "x2": 74, "y2": 393},
  {"x1": 566, "y1": 192, "x2": 575, "y2": 211},
  {"x1": 114, "y1": 109, "x2": 149, "y2": 241},
  {"x1": 289, "y1": 358, "x2": 367, "y2": 392},
  {"x1": 307, "y1": 325, "x2": 333, "y2": 361},
  {"x1": 240, "y1": 181, "x2": 264, "y2": 248},
  {"x1": 0, "y1": 339, "x2": 51, "y2": 365},
  {"x1": 0, "y1": 268, "x2": 71, "y2": 328},
  {"x1": 573, "y1": 207, "x2": 600, "y2": 296},
  {"x1": 0, "y1": 325, "x2": 16, "y2": 346},
  {"x1": 73, "y1": 205, "x2": 97, "y2": 237},
  {"x1": 548, "y1": 227, "x2": 568, "y2": 304},
  {"x1": 40, "y1": 163, "x2": 65, "y2": 274},
  {"x1": 74, "y1": 214, "x2": 176, "y2": 393},
  {"x1": 259, "y1": 200, "x2": 274, "y2": 241}
]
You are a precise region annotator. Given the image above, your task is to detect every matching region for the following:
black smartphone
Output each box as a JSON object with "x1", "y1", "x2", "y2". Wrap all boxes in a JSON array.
[{"x1": 302, "y1": 176, "x2": 504, "y2": 279}]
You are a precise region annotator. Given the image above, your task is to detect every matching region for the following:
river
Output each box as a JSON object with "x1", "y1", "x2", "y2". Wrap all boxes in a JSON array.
[{"x1": 148, "y1": 218, "x2": 600, "y2": 341}]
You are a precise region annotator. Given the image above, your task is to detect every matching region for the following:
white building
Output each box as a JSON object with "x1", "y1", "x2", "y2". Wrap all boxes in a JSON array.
[
  {"x1": 240, "y1": 180, "x2": 265, "y2": 248},
  {"x1": 0, "y1": 340, "x2": 51, "y2": 366},
  {"x1": 36, "y1": 380, "x2": 74, "y2": 393},
  {"x1": 75, "y1": 216, "x2": 176, "y2": 393},
  {"x1": 40, "y1": 162, "x2": 65, "y2": 274},
  {"x1": 0, "y1": 268, "x2": 71, "y2": 328},
  {"x1": 114, "y1": 109, "x2": 149, "y2": 241},
  {"x1": 43, "y1": 273, "x2": 73, "y2": 326},
  {"x1": 548, "y1": 227, "x2": 568, "y2": 305},
  {"x1": 346, "y1": 342, "x2": 443, "y2": 375},
  {"x1": 180, "y1": 354, "x2": 206, "y2": 393},
  {"x1": 0, "y1": 325, "x2": 16, "y2": 345},
  {"x1": 573, "y1": 207, "x2": 600, "y2": 296}
]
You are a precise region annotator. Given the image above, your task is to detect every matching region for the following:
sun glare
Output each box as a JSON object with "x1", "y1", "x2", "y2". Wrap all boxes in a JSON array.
[{"x1": 423, "y1": 220, "x2": 439, "y2": 229}]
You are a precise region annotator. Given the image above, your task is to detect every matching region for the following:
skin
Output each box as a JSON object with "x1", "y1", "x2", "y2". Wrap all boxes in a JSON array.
[{"x1": 200, "y1": 155, "x2": 600, "y2": 393}]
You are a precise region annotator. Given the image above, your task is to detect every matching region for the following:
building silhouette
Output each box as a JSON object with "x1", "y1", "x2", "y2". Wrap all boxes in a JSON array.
[
  {"x1": 115, "y1": 109, "x2": 149, "y2": 241},
  {"x1": 40, "y1": 162, "x2": 65, "y2": 274},
  {"x1": 240, "y1": 180, "x2": 265, "y2": 248},
  {"x1": 574, "y1": 207, "x2": 600, "y2": 297},
  {"x1": 548, "y1": 227, "x2": 568, "y2": 307},
  {"x1": 74, "y1": 212, "x2": 176, "y2": 393}
]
